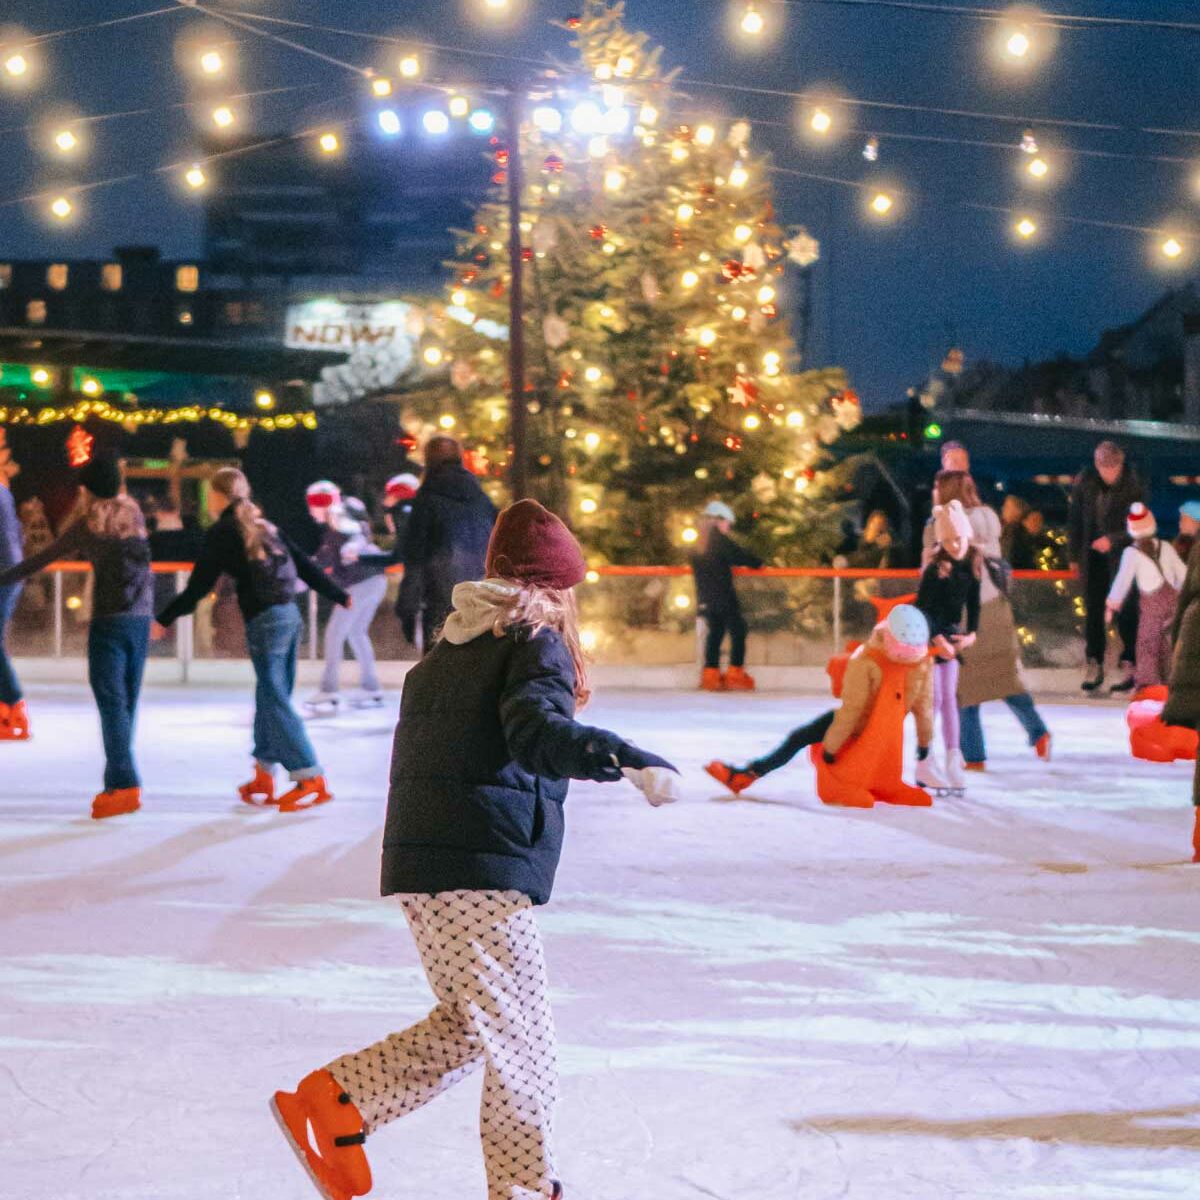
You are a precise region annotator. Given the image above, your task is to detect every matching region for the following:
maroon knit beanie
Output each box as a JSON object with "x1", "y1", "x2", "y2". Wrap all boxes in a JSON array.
[{"x1": 486, "y1": 499, "x2": 588, "y2": 590}]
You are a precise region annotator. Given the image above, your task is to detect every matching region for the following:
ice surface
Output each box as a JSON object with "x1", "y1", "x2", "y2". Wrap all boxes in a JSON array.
[{"x1": 3, "y1": 684, "x2": 1200, "y2": 1199}]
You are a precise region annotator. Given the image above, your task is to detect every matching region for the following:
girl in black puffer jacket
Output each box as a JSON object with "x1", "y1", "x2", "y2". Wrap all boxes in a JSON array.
[{"x1": 271, "y1": 500, "x2": 679, "y2": 1200}]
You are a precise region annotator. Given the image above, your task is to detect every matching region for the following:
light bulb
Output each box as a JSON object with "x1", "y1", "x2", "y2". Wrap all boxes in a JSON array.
[
  {"x1": 603, "y1": 169, "x2": 624, "y2": 192},
  {"x1": 584, "y1": 431, "x2": 601, "y2": 451},
  {"x1": 681, "y1": 270, "x2": 700, "y2": 289},
  {"x1": 49, "y1": 196, "x2": 72, "y2": 220},
  {"x1": 423, "y1": 346, "x2": 445, "y2": 366},
  {"x1": 728, "y1": 163, "x2": 749, "y2": 188},
  {"x1": 4, "y1": 52, "x2": 29, "y2": 78},
  {"x1": 318, "y1": 132, "x2": 340, "y2": 154},
  {"x1": 1005, "y1": 30, "x2": 1032, "y2": 59},
  {"x1": 468, "y1": 109, "x2": 495, "y2": 134},
  {"x1": 1015, "y1": 217, "x2": 1038, "y2": 240},
  {"x1": 255, "y1": 390, "x2": 276, "y2": 410},
  {"x1": 744, "y1": 413, "x2": 761, "y2": 430},
  {"x1": 1027, "y1": 157, "x2": 1049, "y2": 179},
  {"x1": 1162, "y1": 237, "x2": 1184, "y2": 260},
  {"x1": 438, "y1": 413, "x2": 457, "y2": 429},
  {"x1": 53, "y1": 129, "x2": 78, "y2": 153},
  {"x1": 786, "y1": 410, "x2": 805, "y2": 428},
  {"x1": 870, "y1": 192, "x2": 894, "y2": 216},
  {"x1": 731, "y1": 306, "x2": 747, "y2": 321},
  {"x1": 378, "y1": 109, "x2": 402, "y2": 136},
  {"x1": 532, "y1": 106, "x2": 562, "y2": 133},
  {"x1": 371, "y1": 77, "x2": 393, "y2": 98},
  {"x1": 450, "y1": 289, "x2": 468, "y2": 307},
  {"x1": 185, "y1": 165, "x2": 207, "y2": 190},
  {"x1": 199, "y1": 50, "x2": 223, "y2": 75},
  {"x1": 571, "y1": 101, "x2": 603, "y2": 134},
  {"x1": 810, "y1": 107, "x2": 833, "y2": 135},
  {"x1": 484, "y1": 0, "x2": 510, "y2": 10},
  {"x1": 740, "y1": 4, "x2": 765, "y2": 35},
  {"x1": 32, "y1": 368, "x2": 51, "y2": 385},
  {"x1": 616, "y1": 54, "x2": 635, "y2": 77},
  {"x1": 81, "y1": 378, "x2": 102, "y2": 396},
  {"x1": 212, "y1": 106, "x2": 235, "y2": 129},
  {"x1": 580, "y1": 497, "x2": 599, "y2": 514},
  {"x1": 449, "y1": 95, "x2": 470, "y2": 118},
  {"x1": 757, "y1": 285, "x2": 776, "y2": 304},
  {"x1": 671, "y1": 144, "x2": 689, "y2": 163},
  {"x1": 682, "y1": 527, "x2": 699, "y2": 544},
  {"x1": 698, "y1": 328, "x2": 717, "y2": 347},
  {"x1": 399, "y1": 54, "x2": 421, "y2": 78},
  {"x1": 584, "y1": 366, "x2": 603, "y2": 384},
  {"x1": 677, "y1": 203, "x2": 695, "y2": 222},
  {"x1": 734, "y1": 223, "x2": 754, "y2": 243},
  {"x1": 639, "y1": 104, "x2": 658, "y2": 126},
  {"x1": 423, "y1": 110, "x2": 450, "y2": 135},
  {"x1": 695, "y1": 124, "x2": 716, "y2": 147}
]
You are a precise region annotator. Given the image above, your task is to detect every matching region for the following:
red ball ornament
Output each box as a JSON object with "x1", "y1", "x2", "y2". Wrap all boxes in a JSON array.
[
  {"x1": 724, "y1": 435, "x2": 743, "y2": 452},
  {"x1": 521, "y1": 248, "x2": 534, "y2": 262},
  {"x1": 543, "y1": 154, "x2": 565, "y2": 174},
  {"x1": 761, "y1": 302, "x2": 778, "y2": 319},
  {"x1": 492, "y1": 171, "x2": 508, "y2": 186},
  {"x1": 495, "y1": 148, "x2": 510, "y2": 166},
  {"x1": 589, "y1": 224, "x2": 607, "y2": 240},
  {"x1": 566, "y1": 15, "x2": 581, "y2": 28},
  {"x1": 461, "y1": 270, "x2": 478, "y2": 283},
  {"x1": 722, "y1": 259, "x2": 743, "y2": 280}
]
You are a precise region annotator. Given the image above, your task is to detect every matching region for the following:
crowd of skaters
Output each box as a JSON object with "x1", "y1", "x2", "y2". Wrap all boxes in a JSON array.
[{"x1": 5, "y1": 428, "x2": 1200, "y2": 1199}]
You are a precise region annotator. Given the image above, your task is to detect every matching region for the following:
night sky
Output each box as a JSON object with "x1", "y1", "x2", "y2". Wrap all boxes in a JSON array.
[{"x1": 1, "y1": 0, "x2": 1196, "y2": 408}]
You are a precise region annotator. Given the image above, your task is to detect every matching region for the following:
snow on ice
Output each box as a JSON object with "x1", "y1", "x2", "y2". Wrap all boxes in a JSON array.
[{"x1": 3, "y1": 684, "x2": 1200, "y2": 1199}]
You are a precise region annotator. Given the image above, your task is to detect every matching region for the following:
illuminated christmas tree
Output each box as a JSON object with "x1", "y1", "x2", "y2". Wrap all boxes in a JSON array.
[{"x1": 422, "y1": 0, "x2": 857, "y2": 564}]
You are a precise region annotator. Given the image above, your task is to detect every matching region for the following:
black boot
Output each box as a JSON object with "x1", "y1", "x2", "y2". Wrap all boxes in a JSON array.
[
  {"x1": 1109, "y1": 663, "x2": 1136, "y2": 694},
  {"x1": 1081, "y1": 661, "x2": 1105, "y2": 693}
]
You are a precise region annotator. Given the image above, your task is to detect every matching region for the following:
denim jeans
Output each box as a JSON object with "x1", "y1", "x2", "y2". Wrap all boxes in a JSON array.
[
  {"x1": 960, "y1": 693, "x2": 1048, "y2": 764},
  {"x1": 245, "y1": 603, "x2": 321, "y2": 780},
  {"x1": 88, "y1": 615, "x2": 150, "y2": 792},
  {"x1": 0, "y1": 583, "x2": 22, "y2": 705}
]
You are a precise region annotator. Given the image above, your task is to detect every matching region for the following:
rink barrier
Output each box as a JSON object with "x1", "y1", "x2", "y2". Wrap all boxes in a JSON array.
[{"x1": 36, "y1": 562, "x2": 1077, "y2": 676}]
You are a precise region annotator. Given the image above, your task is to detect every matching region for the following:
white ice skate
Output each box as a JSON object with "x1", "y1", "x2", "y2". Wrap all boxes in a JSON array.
[
  {"x1": 303, "y1": 691, "x2": 342, "y2": 719},
  {"x1": 916, "y1": 753, "x2": 963, "y2": 799},
  {"x1": 943, "y1": 749, "x2": 968, "y2": 797},
  {"x1": 348, "y1": 689, "x2": 385, "y2": 710}
]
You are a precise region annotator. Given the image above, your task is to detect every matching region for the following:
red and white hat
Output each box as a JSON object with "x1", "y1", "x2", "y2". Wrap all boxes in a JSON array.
[
  {"x1": 384, "y1": 473, "x2": 420, "y2": 506},
  {"x1": 305, "y1": 480, "x2": 341, "y2": 510},
  {"x1": 1127, "y1": 503, "x2": 1156, "y2": 539}
]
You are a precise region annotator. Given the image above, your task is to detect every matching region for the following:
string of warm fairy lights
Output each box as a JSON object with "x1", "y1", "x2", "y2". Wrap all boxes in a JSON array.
[
  {"x1": 0, "y1": 399, "x2": 318, "y2": 432},
  {"x1": 0, "y1": 1, "x2": 1195, "y2": 261}
]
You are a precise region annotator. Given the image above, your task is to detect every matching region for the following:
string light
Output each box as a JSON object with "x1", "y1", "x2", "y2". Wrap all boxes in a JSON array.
[
  {"x1": 53, "y1": 129, "x2": 79, "y2": 155},
  {"x1": 81, "y1": 377, "x2": 103, "y2": 397},
  {"x1": 733, "y1": 223, "x2": 754, "y2": 243},
  {"x1": 31, "y1": 368, "x2": 51, "y2": 386},
  {"x1": 740, "y1": 4, "x2": 765, "y2": 36},
  {"x1": 199, "y1": 50, "x2": 224, "y2": 76},
  {"x1": 318, "y1": 132, "x2": 340, "y2": 154},
  {"x1": 377, "y1": 108, "x2": 402, "y2": 135},
  {"x1": 468, "y1": 108, "x2": 495, "y2": 133},
  {"x1": 1004, "y1": 29, "x2": 1032, "y2": 60},
  {"x1": 423, "y1": 110, "x2": 450, "y2": 135},
  {"x1": 1027, "y1": 156, "x2": 1049, "y2": 179},
  {"x1": 744, "y1": 413, "x2": 761, "y2": 430},
  {"x1": 870, "y1": 191, "x2": 895, "y2": 216},
  {"x1": 677, "y1": 202, "x2": 695, "y2": 222},
  {"x1": 1015, "y1": 216, "x2": 1039, "y2": 239},
  {"x1": 423, "y1": 346, "x2": 445, "y2": 365},
  {"x1": 728, "y1": 163, "x2": 749, "y2": 188},
  {"x1": 810, "y1": 107, "x2": 833, "y2": 136},
  {"x1": 533, "y1": 106, "x2": 563, "y2": 133},
  {"x1": 863, "y1": 135, "x2": 880, "y2": 162},
  {"x1": 398, "y1": 54, "x2": 421, "y2": 78},
  {"x1": 0, "y1": 400, "x2": 317, "y2": 432},
  {"x1": 438, "y1": 413, "x2": 457, "y2": 429},
  {"x1": 1161, "y1": 237, "x2": 1184, "y2": 260},
  {"x1": 584, "y1": 366, "x2": 603, "y2": 383},
  {"x1": 211, "y1": 105, "x2": 235, "y2": 130},
  {"x1": 681, "y1": 269, "x2": 700, "y2": 289},
  {"x1": 695, "y1": 124, "x2": 716, "y2": 147},
  {"x1": 757, "y1": 285, "x2": 776, "y2": 304},
  {"x1": 255, "y1": 390, "x2": 276, "y2": 410},
  {"x1": 580, "y1": 497, "x2": 599, "y2": 514},
  {"x1": 4, "y1": 52, "x2": 29, "y2": 79},
  {"x1": 583, "y1": 431, "x2": 601, "y2": 451},
  {"x1": 371, "y1": 77, "x2": 393, "y2": 98},
  {"x1": 449, "y1": 95, "x2": 470, "y2": 118},
  {"x1": 639, "y1": 104, "x2": 659, "y2": 126},
  {"x1": 49, "y1": 196, "x2": 73, "y2": 220},
  {"x1": 603, "y1": 168, "x2": 624, "y2": 192},
  {"x1": 681, "y1": 526, "x2": 699, "y2": 544},
  {"x1": 184, "y1": 164, "x2": 208, "y2": 190}
]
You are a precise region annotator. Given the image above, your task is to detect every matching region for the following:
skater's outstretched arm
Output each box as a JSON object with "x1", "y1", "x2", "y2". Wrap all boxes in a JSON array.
[
  {"x1": 282, "y1": 533, "x2": 350, "y2": 607},
  {"x1": 156, "y1": 527, "x2": 229, "y2": 625},
  {"x1": 0, "y1": 521, "x2": 84, "y2": 588},
  {"x1": 500, "y1": 630, "x2": 671, "y2": 783}
]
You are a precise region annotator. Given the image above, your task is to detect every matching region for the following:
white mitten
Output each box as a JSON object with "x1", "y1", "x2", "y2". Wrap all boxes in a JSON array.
[{"x1": 622, "y1": 766, "x2": 681, "y2": 808}]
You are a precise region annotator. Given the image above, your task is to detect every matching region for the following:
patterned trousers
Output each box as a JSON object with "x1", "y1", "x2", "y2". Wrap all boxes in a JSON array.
[{"x1": 327, "y1": 890, "x2": 560, "y2": 1200}]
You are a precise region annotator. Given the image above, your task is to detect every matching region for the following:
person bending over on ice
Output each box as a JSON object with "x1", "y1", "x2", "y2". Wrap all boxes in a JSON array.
[
  {"x1": 691, "y1": 499, "x2": 763, "y2": 692},
  {"x1": 1106, "y1": 503, "x2": 1185, "y2": 692},
  {"x1": 707, "y1": 604, "x2": 935, "y2": 802},
  {"x1": 915, "y1": 499, "x2": 981, "y2": 794},
  {"x1": 271, "y1": 499, "x2": 680, "y2": 1200}
]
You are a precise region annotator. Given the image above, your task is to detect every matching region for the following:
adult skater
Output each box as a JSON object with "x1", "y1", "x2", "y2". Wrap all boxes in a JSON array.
[
  {"x1": 396, "y1": 436, "x2": 496, "y2": 650},
  {"x1": 271, "y1": 499, "x2": 680, "y2": 1200},
  {"x1": 1164, "y1": 539, "x2": 1200, "y2": 862},
  {"x1": 916, "y1": 499, "x2": 980, "y2": 792},
  {"x1": 1069, "y1": 441, "x2": 1144, "y2": 693},
  {"x1": 1175, "y1": 501, "x2": 1200, "y2": 562},
  {"x1": 155, "y1": 468, "x2": 350, "y2": 812},
  {"x1": 0, "y1": 455, "x2": 153, "y2": 818},
  {"x1": 1106, "y1": 504, "x2": 1185, "y2": 691},
  {"x1": 0, "y1": 459, "x2": 28, "y2": 741},
  {"x1": 381, "y1": 473, "x2": 420, "y2": 560},
  {"x1": 927, "y1": 471, "x2": 1052, "y2": 770},
  {"x1": 691, "y1": 500, "x2": 763, "y2": 691},
  {"x1": 305, "y1": 484, "x2": 390, "y2": 714}
]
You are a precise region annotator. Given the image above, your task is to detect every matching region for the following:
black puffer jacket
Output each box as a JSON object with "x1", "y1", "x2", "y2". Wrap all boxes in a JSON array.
[
  {"x1": 381, "y1": 625, "x2": 632, "y2": 905},
  {"x1": 397, "y1": 465, "x2": 497, "y2": 629},
  {"x1": 690, "y1": 529, "x2": 763, "y2": 618}
]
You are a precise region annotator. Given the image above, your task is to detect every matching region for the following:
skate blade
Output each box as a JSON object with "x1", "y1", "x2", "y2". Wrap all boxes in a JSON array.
[{"x1": 269, "y1": 1095, "x2": 348, "y2": 1200}]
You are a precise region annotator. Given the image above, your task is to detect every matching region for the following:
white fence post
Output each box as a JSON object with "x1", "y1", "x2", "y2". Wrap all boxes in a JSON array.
[
  {"x1": 832, "y1": 574, "x2": 842, "y2": 653},
  {"x1": 52, "y1": 571, "x2": 64, "y2": 658},
  {"x1": 175, "y1": 570, "x2": 193, "y2": 685},
  {"x1": 308, "y1": 590, "x2": 319, "y2": 661}
]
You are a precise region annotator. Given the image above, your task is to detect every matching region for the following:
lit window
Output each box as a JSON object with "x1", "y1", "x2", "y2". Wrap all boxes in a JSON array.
[
  {"x1": 26, "y1": 300, "x2": 47, "y2": 325},
  {"x1": 176, "y1": 265, "x2": 200, "y2": 293},
  {"x1": 101, "y1": 263, "x2": 123, "y2": 292},
  {"x1": 47, "y1": 264, "x2": 68, "y2": 290},
  {"x1": 0, "y1": 265, "x2": 11, "y2": 289}
]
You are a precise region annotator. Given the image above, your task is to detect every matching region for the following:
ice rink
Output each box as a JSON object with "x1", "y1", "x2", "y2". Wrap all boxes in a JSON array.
[{"x1": 4, "y1": 683, "x2": 1200, "y2": 1200}]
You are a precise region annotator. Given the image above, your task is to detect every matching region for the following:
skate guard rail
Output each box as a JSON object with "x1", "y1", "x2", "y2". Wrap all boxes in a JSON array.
[{"x1": 34, "y1": 561, "x2": 1079, "y2": 676}]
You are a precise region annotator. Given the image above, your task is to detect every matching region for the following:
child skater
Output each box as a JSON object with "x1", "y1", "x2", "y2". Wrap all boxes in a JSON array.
[
  {"x1": 0, "y1": 456, "x2": 28, "y2": 741},
  {"x1": 155, "y1": 468, "x2": 350, "y2": 811},
  {"x1": 706, "y1": 604, "x2": 936, "y2": 801},
  {"x1": 691, "y1": 500, "x2": 763, "y2": 692},
  {"x1": 0, "y1": 454, "x2": 153, "y2": 818},
  {"x1": 304, "y1": 482, "x2": 390, "y2": 714},
  {"x1": 271, "y1": 499, "x2": 680, "y2": 1200},
  {"x1": 1106, "y1": 503, "x2": 1185, "y2": 691},
  {"x1": 915, "y1": 499, "x2": 980, "y2": 794}
]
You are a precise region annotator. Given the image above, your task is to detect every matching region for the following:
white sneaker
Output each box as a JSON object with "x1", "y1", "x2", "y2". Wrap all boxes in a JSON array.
[
  {"x1": 945, "y1": 749, "x2": 967, "y2": 789},
  {"x1": 915, "y1": 755, "x2": 949, "y2": 791}
]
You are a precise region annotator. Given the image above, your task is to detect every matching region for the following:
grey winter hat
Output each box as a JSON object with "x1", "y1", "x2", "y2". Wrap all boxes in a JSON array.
[{"x1": 704, "y1": 501, "x2": 735, "y2": 522}]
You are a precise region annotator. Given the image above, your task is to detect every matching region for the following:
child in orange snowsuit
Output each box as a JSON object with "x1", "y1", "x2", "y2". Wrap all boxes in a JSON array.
[{"x1": 813, "y1": 605, "x2": 936, "y2": 809}]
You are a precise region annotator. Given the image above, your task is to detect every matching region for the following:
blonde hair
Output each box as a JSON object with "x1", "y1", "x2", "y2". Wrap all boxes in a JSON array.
[
  {"x1": 211, "y1": 467, "x2": 276, "y2": 562},
  {"x1": 465, "y1": 583, "x2": 591, "y2": 707},
  {"x1": 73, "y1": 494, "x2": 147, "y2": 540}
]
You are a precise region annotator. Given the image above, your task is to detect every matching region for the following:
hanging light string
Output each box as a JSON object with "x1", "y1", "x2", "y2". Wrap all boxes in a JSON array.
[
  {"x1": 21, "y1": 2, "x2": 189, "y2": 47},
  {"x1": 761, "y1": 0, "x2": 1200, "y2": 36}
]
